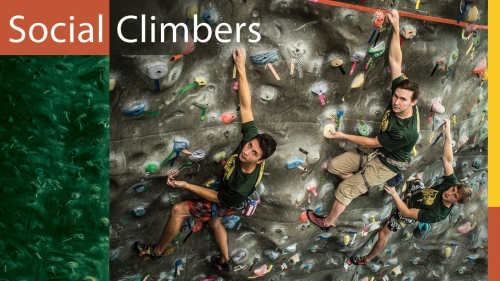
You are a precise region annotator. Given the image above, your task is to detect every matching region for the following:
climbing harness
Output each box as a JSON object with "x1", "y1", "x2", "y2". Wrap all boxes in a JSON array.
[{"x1": 355, "y1": 148, "x2": 411, "y2": 189}]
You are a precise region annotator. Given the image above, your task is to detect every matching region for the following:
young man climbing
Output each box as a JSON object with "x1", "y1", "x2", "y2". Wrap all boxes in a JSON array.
[
  {"x1": 133, "y1": 48, "x2": 277, "y2": 271},
  {"x1": 307, "y1": 9, "x2": 420, "y2": 231},
  {"x1": 347, "y1": 118, "x2": 472, "y2": 265}
]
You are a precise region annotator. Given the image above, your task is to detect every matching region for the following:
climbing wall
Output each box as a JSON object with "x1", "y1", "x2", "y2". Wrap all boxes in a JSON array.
[
  {"x1": 0, "y1": 56, "x2": 110, "y2": 280},
  {"x1": 109, "y1": 0, "x2": 488, "y2": 280}
]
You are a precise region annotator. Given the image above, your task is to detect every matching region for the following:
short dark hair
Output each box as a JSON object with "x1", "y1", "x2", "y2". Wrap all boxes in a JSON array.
[
  {"x1": 456, "y1": 184, "x2": 472, "y2": 204},
  {"x1": 395, "y1": 79, "x2": 420, "y2": 101},
  {"x1": 254, "y1": 133, "x2": 277, "y2": 160}
]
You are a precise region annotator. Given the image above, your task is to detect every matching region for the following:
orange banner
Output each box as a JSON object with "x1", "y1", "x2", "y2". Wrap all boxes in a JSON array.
[{"x1": 0, "y1": 0, "x2": 109, "y2": 55}]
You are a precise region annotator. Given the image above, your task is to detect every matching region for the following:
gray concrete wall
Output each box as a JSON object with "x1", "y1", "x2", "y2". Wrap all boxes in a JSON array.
[{"x1": 109, "y1": 0, "x2": 488, "y2": 280}]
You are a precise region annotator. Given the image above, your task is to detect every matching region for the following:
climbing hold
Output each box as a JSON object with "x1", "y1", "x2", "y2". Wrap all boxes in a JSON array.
[
  {"x1": 472, "y1": 56, "x2": 486, "y2": 75},
  {"x1": 482, "y1": 69, "x2": 488, "y2": 81},
  {"x1": 306, "y1": 183, "x2": 318, "y2": 196},
  {"x1": 343, "y1": 235, "x2": 350, "y2": 246},
  {"x1": 431, "y1": 57, "x2": 445, "y2": 76},
  {"x1": 264, "y1": 250, "x2": 279, "y2": 261},
  {"x1": 457, "y1": 221, "x2": 472, "y2": 233},
  {"x1": 300, "y1": 211, "x2": 308, "y2": 222},
  {"x1": 147, "y1": 62, "x2": 168, "y2": 92},
  {"x1": 221, "y1": 112, "x2": 237, "y2": 124},
  {"x1": 444, "y1": 246, "x2": 452, "y2": 258},
  {"x1": 349, "y1": 51, "x2": 366, "y2": 75},
  {"x1": 260, "y1": 91, "x2": 275, "y2": 101},
  {"x1": 384, "y1": 257, "x2": 398, "y2": 266},
  {"x1": 181, "y1": 5, "x2": 198, "y2": 37},
  {"x1": 342, "y1": 73, "x2": 364, "y2": 101},
  {"x1": 193, "y1": 96, "x2": 211, "y2": 121},
  {"x1": 284, "y1": 243, "x2": 297, "y2": 253},
  {"x1": 134, "y1": 184, "x2": 146, "y2": 193},
  {"x1": 147, "y1": 62, "x2": 168, "y2": 80},
  {"x1": 253, "y1": 265, "x2": 269, "y2": 277},
  {"x1": 213, "y1": 151, "x2": 226, "y2": 164},
  {"x1": 250, "y1": 50, "x2": 279, "y2": 65},
  {"x1": 467, "y1": 6, "x2": 479, "y2": 23},
  {"x1": 178, "y1": 77, "x2": 206, "y2": 95},
  {"x1": 285, "y1": 157, "x2": 307, "y2": 171},
  {"x1": 133, "y1": 206, "x2": 146, "y2": 217},
  {"x1": 392, "y1": 265, "x2": 402, "y2": 276},
  {"x1": 231, "y1": 250, "x2": 248, "y2": 264},
  {"x1": 203, "y1": 9, "x2": 218, "y2": 25},
  {"x1": 369, "y1": 262, "x2": 381, "y2": 272},
  {"x1": 188, "y1": 149, "x2": 206, "y2": 162},
  {"x1": 331, "y1": 59, "x2": 346, "y2": 75},
  {"x1": 312, "y1": 84, "x2": 327, "y2": 105},
  {"x1": 357, "y1": 115, "x2": 369, "y2": 136},
  {"x1": 427, "y1": 98, "x2": 445, "y2": 124},
  {"x1": 220, "y1": 215, "x2": 240, "y2": 229},
  {"x1": 323, "y1": 124, "x2": 336, "y2": 138},
  {"x1": 365, "y1": 41, "x2": 386, "y2": 70},
  {"x1": 182, "y1": 33, "x2": 195, "y2": 55},
  {"x1": 123, "y1": 102, "x2": 159, "y2": 116},
  {"x1": 368, "y1": 11, "x2": 384, "y2": 43},
  {"x1": 472, "y1": 160, "x2": 481, "y2": 169},
  {"x1": 413, "y1": 222, "x2": 430, "y2": 239},
  {"x1": 400, "y1": 24, "x2": 416, "y2": 40},
  {"x1": 109, "y1": 78, "x2": 116, "y2": 91},
  {"x1": 187, "y1": 5, "x2": 198, "y2": 19},
  {"x1": 161, "y1": 138, "x2": 189, "y2": 166}
]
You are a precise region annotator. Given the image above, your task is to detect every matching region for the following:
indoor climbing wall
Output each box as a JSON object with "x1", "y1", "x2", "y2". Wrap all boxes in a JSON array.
[
  {"x1": 109, "y1": 0, "x2": 488, "y2": 280},
  {"x1": 0, "y1": 56, "x2": 110, "y2": 280}
]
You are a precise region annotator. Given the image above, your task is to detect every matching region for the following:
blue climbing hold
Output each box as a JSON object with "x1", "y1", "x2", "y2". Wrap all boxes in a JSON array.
[
  {"x1": 133, "y1": 206, "x2": 146, "y2": 216},
  {"x1": 203, "y1": 9, "x2": 218, "y2": 25},
  {"x1": 134, "y1": 184, "x2": 146, "y2": 193},
  {"x1": 173, "y1": 138, "x2": 189, "y2": 152},
  {"x1": 220, "y1": 215, "x2": 240, "y2": 229},
  {"x1": 124, "y1": 102, "x2": 146, "y2": 116},
  {"x1": 285, "y1": 157, "x2": 304, "y2": 169}
]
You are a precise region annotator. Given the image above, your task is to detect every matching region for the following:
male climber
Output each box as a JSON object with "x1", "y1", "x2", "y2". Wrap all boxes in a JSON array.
[
  {"x1": 346, "y1": 118, "x2": 472, "y2": 265},
  {"x1": 307, "y1": 9, "x2": 420, "y2": 231},
  {"x1": 133, "y1": 48, "x2": 277, "y2": 271}
]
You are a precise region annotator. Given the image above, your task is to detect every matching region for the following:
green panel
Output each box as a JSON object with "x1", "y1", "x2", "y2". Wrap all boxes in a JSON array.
[{"x1": 0, "y1": 56, "x2": 109, "y2": 280}]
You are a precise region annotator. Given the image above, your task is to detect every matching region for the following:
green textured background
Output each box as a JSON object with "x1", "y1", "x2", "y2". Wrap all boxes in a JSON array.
[{"x1": 0, "y1": 56, "x2": 109, "y2": 280}]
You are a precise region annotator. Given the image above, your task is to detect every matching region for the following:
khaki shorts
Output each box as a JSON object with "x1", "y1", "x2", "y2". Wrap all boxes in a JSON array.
[{"x1": 327, "y1": 148, "x2": 397, "y2": 206}]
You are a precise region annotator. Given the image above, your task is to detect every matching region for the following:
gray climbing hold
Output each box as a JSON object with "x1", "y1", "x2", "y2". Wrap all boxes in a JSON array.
[
  {"x1": 250, "y1": 50, "x2": 279, "y2": 65},
  {"x1": 147, "y1": 62, "x2": 168, "y2": 80}
]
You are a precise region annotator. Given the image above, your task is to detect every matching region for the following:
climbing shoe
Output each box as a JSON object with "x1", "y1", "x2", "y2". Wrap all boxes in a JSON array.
[
  {"x1": 132, "y1": 241, "x2": 162, "y2": 261},
  {"x1": 306, "y1": 209, "x2": 330, "y2": 232},
  {"x1": 349, "y1": 255, "x2": 368, "y2": 265},
  {"x1": 211, "y1": 255, "x2": 233, "y2": 271}
]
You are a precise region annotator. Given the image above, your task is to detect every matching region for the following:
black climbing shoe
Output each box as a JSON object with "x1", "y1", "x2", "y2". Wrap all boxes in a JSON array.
[
  {"x1": 211, "y1": 255, "x2": 233, "y2": 271},
  {"x1": 132, "y1": 241, "x2": 162, "y2": 261}
]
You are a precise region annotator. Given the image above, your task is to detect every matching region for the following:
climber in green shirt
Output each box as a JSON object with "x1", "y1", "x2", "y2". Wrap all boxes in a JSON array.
[
  {"x1": 133, "y1": 48, "x2": 277, "y2": 271},
  {"x1": 348, "y1": 118, "x2": 472, "y2": 266}
]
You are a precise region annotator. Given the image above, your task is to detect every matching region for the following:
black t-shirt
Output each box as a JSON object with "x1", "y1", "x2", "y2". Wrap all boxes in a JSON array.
[
  {"x1": 378, "y1": 76, "x2": 420, "y2": 173},
  {"x1": 407, "y1": 173, "x2": 459, "y2": 223},
  {"x1": 217, "y1": 121, "x2": 261, "y2": 208}
]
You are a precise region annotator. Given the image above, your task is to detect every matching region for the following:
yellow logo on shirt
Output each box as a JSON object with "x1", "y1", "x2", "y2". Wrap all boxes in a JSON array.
[
  {"x1": 417, "y1": 188, "x2": 439, "y2": 205},
  {"x1": 380, "y1": 110, "x2": 391, "y2": 132}
]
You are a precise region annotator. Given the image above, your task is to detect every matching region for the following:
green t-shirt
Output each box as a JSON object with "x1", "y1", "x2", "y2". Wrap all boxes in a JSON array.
[
  {"x1": 377, "y1": 76, "x2": 420, "y2": 173},
  {"x1": 217, "y1": 121, "x2": 261, "y2": 208},
  {"x1": 408, "y1": 173, "x2": 459, "y2": 223}
]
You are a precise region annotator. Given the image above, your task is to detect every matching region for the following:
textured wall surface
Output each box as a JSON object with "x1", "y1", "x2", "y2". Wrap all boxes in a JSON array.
[
  {"x1": 109, "y1": 0, "x2": 488, "y2": 280},
  {"x1": 0, "y1": 56, "x2": 110, "y2": 280}
]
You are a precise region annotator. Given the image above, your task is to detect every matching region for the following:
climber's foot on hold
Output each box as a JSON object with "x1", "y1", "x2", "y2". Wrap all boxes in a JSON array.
[
  {"x1": 348, "y1": 255, "x2": 369, "y2": 266},
  {"x1": 306, "y1": 209, "x2": 332, "y2": 232}
]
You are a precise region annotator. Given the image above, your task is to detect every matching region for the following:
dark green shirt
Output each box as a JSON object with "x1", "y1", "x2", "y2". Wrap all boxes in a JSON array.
[
  {"x1": 408, "y1": 173, "x2": 459, "y2": 223},
  {"x1": 377, "y1": 76, "x2": 420, "y2": 173},
  {"x1": 217, "y1": 121, "x2": 261, "y2": 208}
]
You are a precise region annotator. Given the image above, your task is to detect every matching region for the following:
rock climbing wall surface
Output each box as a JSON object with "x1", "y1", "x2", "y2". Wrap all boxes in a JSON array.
[
  {"x1": 109, "y1": 0, "x2": 488, "y2": 280},
  {"x1": 0, "y1": 56, "x2": 110, "y2": 280}
]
